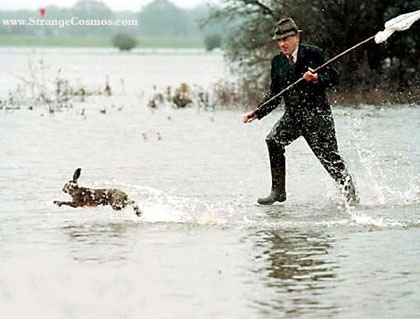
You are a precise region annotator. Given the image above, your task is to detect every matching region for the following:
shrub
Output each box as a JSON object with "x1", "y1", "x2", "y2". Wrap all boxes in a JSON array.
[
  {"x1": 112, "y1": 33, "x2": 137, "y2": 51},
  {"x1": 203, "y1": 33, "x2": 222, "y2": 51}
]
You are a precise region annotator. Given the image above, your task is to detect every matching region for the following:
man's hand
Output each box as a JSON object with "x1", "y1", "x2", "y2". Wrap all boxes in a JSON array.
[
  {"x1": 243, "y1": 110, "x2": 257, "y2": 124},
  {"x1": 303, "y1": 68, "x2": 319, "y2": 82}
]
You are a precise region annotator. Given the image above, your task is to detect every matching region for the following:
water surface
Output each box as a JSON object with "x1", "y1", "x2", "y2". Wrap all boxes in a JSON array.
[{"x1": 1, "y1": 48, "x2": 419, "y2": 319}]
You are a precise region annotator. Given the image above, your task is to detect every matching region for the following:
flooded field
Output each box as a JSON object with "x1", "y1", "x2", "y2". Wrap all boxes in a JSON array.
[{"x1": 1, "y1": 48, "x2": 420, "y2": 319}]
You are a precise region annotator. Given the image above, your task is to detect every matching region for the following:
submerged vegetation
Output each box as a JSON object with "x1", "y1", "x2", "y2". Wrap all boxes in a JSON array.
[
  {"x1": 146, "y1": 81, "x2": 265, "y2": 111},
  {"x1": 2, "y1": 70, "x2": 419, "y2": 114},
  {"x1": 146, "y1": 81, "x2": 420, "y2": 111},
  {"x1": 0, "y1": 59, "x2": 113, "y2": 112}
]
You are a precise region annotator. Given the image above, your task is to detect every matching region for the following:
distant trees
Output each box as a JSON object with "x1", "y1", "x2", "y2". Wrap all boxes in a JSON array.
[
  {"x1": 209, "y1": 0, "x2": 420, "y2": 93},
  {"x1": 112, "y1": 33, "x2": 137, "y2": 51},
  {"x1": 71, "y1": 0, "x2": 113, "y2": 36},
  {"x1": 0, "y1": 0, "x2": 226, "y2": 42},
  {"x1": 137, "y1": 0, "x2": 226, "y2": 39},
  {"x1": 138, "y1": 0, "x2": 192, "y2": 37}
]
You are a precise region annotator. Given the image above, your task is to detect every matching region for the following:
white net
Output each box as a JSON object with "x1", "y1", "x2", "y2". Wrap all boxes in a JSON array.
[{"x1": 375, "y1": 9, "x2": 420, "y2": 43}]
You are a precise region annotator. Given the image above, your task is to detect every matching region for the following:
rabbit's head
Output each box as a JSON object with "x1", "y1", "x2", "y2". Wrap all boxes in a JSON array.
[{"x1": 62, "y1": 168, "x2": 82, "y2": 194}]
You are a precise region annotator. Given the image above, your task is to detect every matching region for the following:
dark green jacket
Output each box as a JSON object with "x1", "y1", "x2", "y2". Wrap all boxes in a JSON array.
[{"x1": 255, "y1": 43, "x2": 339, "y2": 119}]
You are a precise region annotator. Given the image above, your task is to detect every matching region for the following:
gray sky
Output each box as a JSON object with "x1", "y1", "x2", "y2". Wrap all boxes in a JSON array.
[{"x1": 0, "y1": 0, "x2": 212, "y2": 11}]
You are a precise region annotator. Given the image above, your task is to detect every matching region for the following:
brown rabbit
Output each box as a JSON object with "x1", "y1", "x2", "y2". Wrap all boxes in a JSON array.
[{"x1": 54, "y1": 168, "x2": 142, "y2": 216}]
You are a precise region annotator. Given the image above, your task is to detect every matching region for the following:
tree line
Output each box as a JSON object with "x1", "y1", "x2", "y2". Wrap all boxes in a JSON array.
[
  {"x1": 0, "y1": 0, "x2": 223, "y2": 39},
  {"x1": 2, "y1": 0, "x2": 419, "y2": 97}
]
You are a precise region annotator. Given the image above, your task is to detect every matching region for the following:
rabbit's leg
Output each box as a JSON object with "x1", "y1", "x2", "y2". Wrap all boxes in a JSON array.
[
  {"x1": 111, "y1": 203, "x2": 123, "y2": 210},
  {"x1": 127, "y1": 199, "x2": 142, "y2": 217},
  {"x1": 54, "y1": 200, "x2": 78, "y2": 208},
  {"x1": 133, "y1": 204, "x2": 142, "y2": 217}
]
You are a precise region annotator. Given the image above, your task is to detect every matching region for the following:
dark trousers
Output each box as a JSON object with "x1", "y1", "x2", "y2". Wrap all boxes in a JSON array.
[{"x1": 266, "y1": 111, "x2": 351, "y2": 191}]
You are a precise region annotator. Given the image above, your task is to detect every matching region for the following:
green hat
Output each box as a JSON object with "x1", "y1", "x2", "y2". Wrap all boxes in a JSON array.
[{"x1": 272, "y1": 18, "x2": 302, "y2": 40}]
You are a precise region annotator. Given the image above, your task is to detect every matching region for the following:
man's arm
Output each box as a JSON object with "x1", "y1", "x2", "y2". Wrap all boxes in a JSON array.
[
  {"x1": 253, "y1": 89, "x2": 282, "y2": 120},
  {"x1": 243, "y1": 56, "x2": 286, "y2": 123},
  {"x1": 243, "y1": 89, "x2": 281, "y2": 123}
]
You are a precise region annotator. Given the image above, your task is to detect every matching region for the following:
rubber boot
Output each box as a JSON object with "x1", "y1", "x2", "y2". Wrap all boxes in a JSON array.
[
  {"x1": 257, "y1": 171, "x2": 286, "y2": 205},
  {"x1": 257, "y1": 143, "x2": 287, "y2": 205}
]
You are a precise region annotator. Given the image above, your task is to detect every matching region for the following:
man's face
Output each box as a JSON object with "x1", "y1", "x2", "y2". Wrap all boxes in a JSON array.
[{"x1": 277, "y1": 34, "x2": 300, "y2": 56}]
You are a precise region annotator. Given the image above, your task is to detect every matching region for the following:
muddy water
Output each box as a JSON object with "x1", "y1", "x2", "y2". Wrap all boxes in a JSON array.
[{"x1": 1, "y1": 48, "x2": 420, "y2": 319}]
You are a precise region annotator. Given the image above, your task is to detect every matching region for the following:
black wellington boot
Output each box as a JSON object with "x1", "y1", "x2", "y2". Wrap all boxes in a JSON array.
[
  {"x1": 257, "y1": 178, "x2": 286, "y2": 205},
  {"x1": 257, "y1": 143, "x2": 287, "y2": 205}
]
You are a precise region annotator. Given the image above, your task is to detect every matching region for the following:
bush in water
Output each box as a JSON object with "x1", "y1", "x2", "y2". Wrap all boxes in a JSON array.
[
  {"x1": 204, "y1": 33, "x2": 222, "y2": 51},
  {"x1": 112, "y1": 33, "x2": 137, "y2": 51}
]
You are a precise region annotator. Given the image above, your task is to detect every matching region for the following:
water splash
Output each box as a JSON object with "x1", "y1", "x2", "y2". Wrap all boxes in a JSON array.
[
  {"x1": 83, "y1": 175, "x2": 420, "y2": 230},
  {"x1": 95, "y1": 181, "x2": 242, "y2": 225},
  {"x1": 345, "y1": 112, "x2": 420, "y2": 207}
]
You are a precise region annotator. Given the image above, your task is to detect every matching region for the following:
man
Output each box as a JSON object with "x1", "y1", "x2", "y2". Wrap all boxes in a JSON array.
[{"x1": 243, "y1": 18, "x2": 358, "y2": 205}]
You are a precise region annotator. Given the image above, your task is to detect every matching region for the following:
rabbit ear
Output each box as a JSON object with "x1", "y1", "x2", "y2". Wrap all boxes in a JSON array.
[{"x1": 73, "y1": 168, "x2": 82, "y2": 182}]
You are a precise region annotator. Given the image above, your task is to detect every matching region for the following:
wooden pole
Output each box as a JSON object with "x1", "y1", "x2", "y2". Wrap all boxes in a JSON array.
[{"x1": 253, "y1": 35, "x2": 376, "y2": 114}]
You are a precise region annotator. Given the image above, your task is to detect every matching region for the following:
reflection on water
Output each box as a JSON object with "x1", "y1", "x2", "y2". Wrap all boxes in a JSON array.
[
  {"x1": 61, "y1": 222, "x2": 138, "y2": 263},
  {"x1": 250, "y1": 229, "x2": 339, "y2": 318}
]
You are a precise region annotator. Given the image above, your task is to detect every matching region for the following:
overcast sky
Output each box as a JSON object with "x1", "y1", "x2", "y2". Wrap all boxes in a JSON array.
[{"x1": 0, "y1": 0, "x2": 212, "y2": 11}]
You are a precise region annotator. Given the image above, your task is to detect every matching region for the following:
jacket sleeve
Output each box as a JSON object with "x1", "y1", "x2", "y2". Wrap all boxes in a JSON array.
[
  {"x1": 313, "y1": 48, "x2": 339, "y2": 89},
  {"x1": 254, "y1": 57, "x2": 285, "y2": 120}
]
